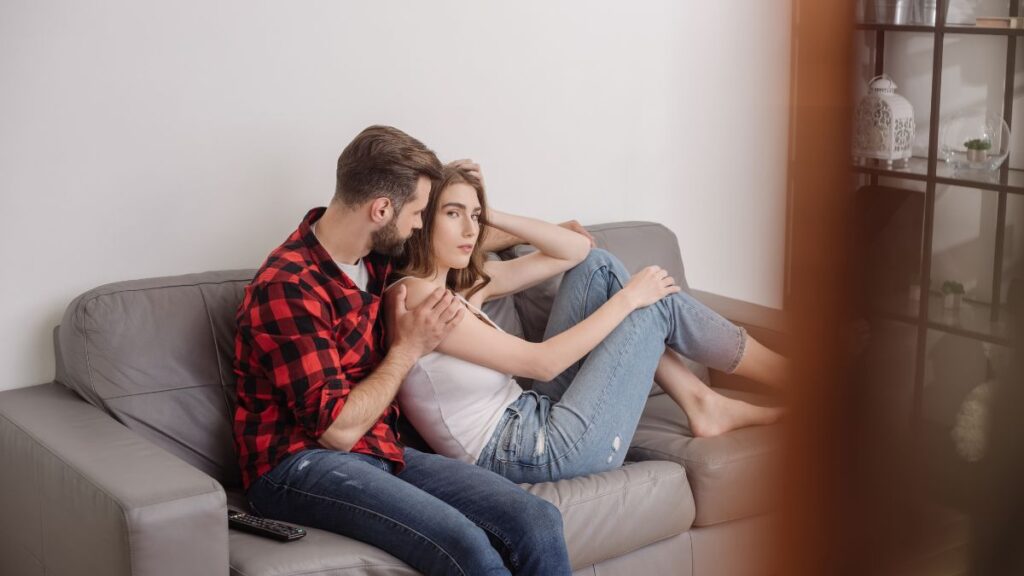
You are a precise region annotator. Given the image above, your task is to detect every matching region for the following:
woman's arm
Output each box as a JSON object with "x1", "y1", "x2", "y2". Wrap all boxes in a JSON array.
[
  {"x1": 479, "y1": 225, "x2": 524, "y2": 253},
  {"x1": 392, "y1": 269, "x2": 679, "y2": 382},
  {"x1": 477, "y1": 209, "x2": 592, "y2": 302},
  {"x1": 479, "y1": 219, "x2": 594, "y2": 254}
]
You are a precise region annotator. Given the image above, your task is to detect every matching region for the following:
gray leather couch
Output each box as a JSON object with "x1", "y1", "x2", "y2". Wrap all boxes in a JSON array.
[{"x1": 0, "y1": 221, "x2": 787, "y2": 576}]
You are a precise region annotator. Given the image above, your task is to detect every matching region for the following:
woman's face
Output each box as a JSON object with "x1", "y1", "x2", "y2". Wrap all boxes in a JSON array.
[{"x1": 431, "y1": 182, "x2": 481, "y2": 271}]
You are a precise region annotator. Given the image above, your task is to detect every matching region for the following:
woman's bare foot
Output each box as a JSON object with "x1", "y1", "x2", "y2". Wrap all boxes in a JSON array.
[{"x1": 686, "y1": 389, "x2": 784, "y2": 438}]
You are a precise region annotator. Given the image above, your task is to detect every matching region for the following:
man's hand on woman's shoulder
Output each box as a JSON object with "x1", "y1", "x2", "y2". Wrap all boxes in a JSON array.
[{"x1": 384, "y1": 279, "x2": 465, "y2": 359}]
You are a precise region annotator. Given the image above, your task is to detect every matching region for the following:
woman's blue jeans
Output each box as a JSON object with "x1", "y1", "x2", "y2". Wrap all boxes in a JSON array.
[
  {"x1": 247, "y1": 447, "x2": 571, "y2": 575},
  {"x1": 476, "y1": 249, "x2": 747, "y2": 483}
]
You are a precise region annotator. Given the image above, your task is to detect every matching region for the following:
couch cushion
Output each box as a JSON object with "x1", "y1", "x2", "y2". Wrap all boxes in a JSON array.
[
  {"x1": 505, "y1": 222, "x2": 710, "y2": 389},
  {"x1": 228, "y1": 525, "x2": 418, "y2": 576},
  {"x1": 523, "y1": 460, "x2": 693, "y2": 569},
  {"x1": 480, "y1": 254, "x2": 525, "y2": 339},
  {"x1": 225, "y1": 460, "x2": 692, "y2": 574},
  {"x1": 628, "y1": 390, "x2": 784, "y2": 527},
  {"x1": 57, "y1": 270, "x2": 256, "y2": 488},
  {"x1": 480, "y1": 295, "x2": 524, "y2": 338}
]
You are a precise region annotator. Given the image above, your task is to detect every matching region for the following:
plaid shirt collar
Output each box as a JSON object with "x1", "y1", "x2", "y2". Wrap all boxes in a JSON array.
[{"x1": 300, "y1": 207, "x2": 390, "y2": 294}]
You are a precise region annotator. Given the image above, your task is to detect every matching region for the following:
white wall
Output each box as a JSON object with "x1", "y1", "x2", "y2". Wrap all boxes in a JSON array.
[{"x1": 0, "y1": 1, "x2": 792, "y2": 391}]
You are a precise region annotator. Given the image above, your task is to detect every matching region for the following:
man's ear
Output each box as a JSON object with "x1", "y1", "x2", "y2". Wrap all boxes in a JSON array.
[{"x1": 369, "y1": 197, "x2": 392, "y2": 224}]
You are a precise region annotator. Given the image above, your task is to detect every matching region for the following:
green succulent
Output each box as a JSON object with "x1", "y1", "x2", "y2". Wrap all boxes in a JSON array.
[
  {"x1": 963, "y1": 138, "x2": 992, "y2": 151},
  {"x1": 941, "y1": 280, "x2": 965, "y2": 295}
]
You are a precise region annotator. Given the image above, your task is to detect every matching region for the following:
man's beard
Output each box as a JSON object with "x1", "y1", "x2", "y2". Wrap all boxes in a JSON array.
[{"x1": 371, "y1": 217, "x2": 406, "y2": 256}]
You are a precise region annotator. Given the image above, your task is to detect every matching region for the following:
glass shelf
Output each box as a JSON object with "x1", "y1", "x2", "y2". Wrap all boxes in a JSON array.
[
  {"x1": 852, "y1": 157, "x2": 1024, "y2": 194},
  {"x1": 855, "y1": 22, "x2": 1024, "y2": 36},
  {"x1": 944, "y1": 23, "x2": 1024, "y2": 36},
  {"x1": 872, "y1": 291, "x2": 1012, "y2": 345}
]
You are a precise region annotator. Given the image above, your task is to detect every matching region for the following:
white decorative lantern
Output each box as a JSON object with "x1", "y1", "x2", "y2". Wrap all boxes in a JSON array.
[{"x1": 853, "y1": 74, "x2": 916, "y2": 169}]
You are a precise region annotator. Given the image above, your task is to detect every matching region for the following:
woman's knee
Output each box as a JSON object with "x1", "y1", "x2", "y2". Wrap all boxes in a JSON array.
[
  {"x1": 581, "y1": 247, "x2": 616, "y2": 267},
  {"x1": 566, "y1": 248, "x2": 626, "y2": 280}
]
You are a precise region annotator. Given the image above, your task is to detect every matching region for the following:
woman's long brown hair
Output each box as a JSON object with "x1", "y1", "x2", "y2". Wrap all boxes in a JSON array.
[{"x1": 397, "y1": 163, "x2": 492, "y2": 299}]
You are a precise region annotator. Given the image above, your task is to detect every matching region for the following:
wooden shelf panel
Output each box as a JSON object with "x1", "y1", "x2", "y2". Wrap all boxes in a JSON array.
[{"x1": 852, "y1": 157, "x2": 1024, "y2": 194}]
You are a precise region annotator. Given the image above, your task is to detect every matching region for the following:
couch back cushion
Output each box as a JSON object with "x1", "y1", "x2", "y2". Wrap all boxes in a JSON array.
[{"x1": 57, "y1": 270, "x2": 254, "y2": 488}]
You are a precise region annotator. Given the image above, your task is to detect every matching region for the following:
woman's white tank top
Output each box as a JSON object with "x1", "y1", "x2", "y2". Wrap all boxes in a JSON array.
[{"x1": 387, "y1": 278, "x2": 524, "y2": 463}]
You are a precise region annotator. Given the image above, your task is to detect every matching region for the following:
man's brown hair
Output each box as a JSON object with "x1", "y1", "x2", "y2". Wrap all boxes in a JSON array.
[
  {"x1": 335, "y1": 125, "x2": 443, "y2": 212},
  {"x1": 398, "y1": 164, "x2": 492, "y2": 299}
]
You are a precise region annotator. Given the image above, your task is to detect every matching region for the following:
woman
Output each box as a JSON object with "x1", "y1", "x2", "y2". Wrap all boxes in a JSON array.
[{"x1": 386, "y1": 161, "x2": 786, "y2": 483}]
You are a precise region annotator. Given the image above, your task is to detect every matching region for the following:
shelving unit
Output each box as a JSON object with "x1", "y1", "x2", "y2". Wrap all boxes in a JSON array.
[{"x1": 854, "y1": 0, "x2": 1019, "y2": 423}]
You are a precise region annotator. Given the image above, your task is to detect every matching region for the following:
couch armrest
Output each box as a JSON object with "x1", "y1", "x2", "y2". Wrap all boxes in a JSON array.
[
  {"x1": 690, "y1": 290, "x2": 790, "y2": 395},
  {"x1": 0, "y1": 382, "x2": 228, "y2": 576}
]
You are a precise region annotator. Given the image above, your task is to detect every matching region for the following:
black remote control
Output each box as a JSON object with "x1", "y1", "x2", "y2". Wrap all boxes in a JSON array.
[{"x1": 228, "y1": 509, "x2": 307, "y2": 542}]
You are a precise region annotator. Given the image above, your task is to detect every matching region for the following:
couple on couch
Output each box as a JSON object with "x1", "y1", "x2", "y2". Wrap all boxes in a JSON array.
[{"x1": 232, "y1": 125, "x2": 788, "y2": 575}]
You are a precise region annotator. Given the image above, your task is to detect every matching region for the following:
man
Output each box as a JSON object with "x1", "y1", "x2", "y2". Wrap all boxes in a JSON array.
[{"x1": 233, "y1": 125, "x2": 571, "y2": 575}]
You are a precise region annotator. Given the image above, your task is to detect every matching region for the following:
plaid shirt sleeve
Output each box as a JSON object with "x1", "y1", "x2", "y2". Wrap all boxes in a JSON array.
[{"x1": 245, "y1": 281, "x2": 351, "y2": 440}]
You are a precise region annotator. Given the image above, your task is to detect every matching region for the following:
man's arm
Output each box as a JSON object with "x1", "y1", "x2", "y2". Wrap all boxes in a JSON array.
[{"x1": 315, "y1": 347, "x2": 416, "y2": 451}]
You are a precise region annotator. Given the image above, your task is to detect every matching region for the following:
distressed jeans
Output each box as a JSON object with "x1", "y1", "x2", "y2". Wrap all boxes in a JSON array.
[
  {"x1": 247, "y1": 447, "x2": 571, "y2": 576},
  {"x1": 476, "y1": 249, "x2": 747, "y2": 483}
]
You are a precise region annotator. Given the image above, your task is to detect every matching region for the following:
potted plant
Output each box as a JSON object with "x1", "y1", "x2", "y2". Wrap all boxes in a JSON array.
[
  {"x1": 942, "y1": 280, "x2": 965, "y2": 309},
  {"x1": 964, "y1": 138, "x2": 992, "y2": 163}
]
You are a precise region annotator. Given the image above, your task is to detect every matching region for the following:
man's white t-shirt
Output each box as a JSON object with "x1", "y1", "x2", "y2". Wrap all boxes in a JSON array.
[
  {"x1": 312, "y1": 221, "x2": 369, "y2": 292},
  {"x1": 336, "y1": 259, "x2": 369, "y2": 292}
]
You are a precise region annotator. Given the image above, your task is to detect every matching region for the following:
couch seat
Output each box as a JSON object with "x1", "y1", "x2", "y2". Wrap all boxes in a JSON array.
[
  {"x1": 628, "y1": 390, "x2": 784, "y2": 527},
  {"x1": 522, "y1": 460, "x2": 692, "y2": 568},
  {"x1": 226, "y1": 460, "x2": 692, "y2": 575}
]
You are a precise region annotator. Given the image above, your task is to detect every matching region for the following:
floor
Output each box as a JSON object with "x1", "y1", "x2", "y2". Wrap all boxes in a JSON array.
[{"x1": 889, "y1": 505, "x2": 971, "y2": 576}]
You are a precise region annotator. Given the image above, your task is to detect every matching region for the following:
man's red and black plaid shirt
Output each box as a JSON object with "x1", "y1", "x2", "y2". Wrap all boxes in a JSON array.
[{"x1": 233, "y1": 207, "x2": 404, "y2": 490}]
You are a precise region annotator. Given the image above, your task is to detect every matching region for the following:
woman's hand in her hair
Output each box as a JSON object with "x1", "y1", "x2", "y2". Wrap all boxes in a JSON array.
[
  {"x1": 450, "y1": 158, "x2": 485, "y2": 188},
  {"x1": 620, "y1": 265, "x2": 681, "y2": 310}
]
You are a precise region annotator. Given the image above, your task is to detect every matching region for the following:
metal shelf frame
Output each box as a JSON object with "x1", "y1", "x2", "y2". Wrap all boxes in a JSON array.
[{"x1": 856, "y1": 0, "x2": 1019, "y2": 425}]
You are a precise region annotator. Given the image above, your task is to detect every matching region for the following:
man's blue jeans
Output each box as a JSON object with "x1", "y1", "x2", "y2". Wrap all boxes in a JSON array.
[
  {"x1": 476, "y1": 249, "x2": 747, "y2": 483},
  {"x1": 247, "y1": 447, "x2": 571, "y2": 575}
]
